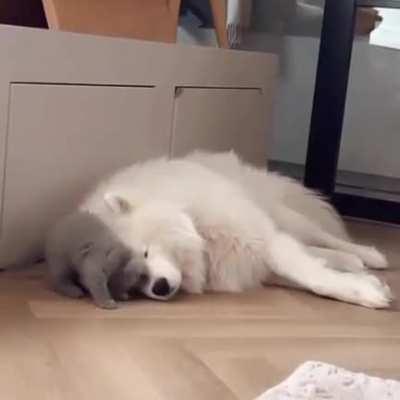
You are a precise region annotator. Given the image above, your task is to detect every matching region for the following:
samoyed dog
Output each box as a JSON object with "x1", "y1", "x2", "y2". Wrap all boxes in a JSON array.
[{"x1": 80, "y1": 151, "x2": 392, "y2": 308}]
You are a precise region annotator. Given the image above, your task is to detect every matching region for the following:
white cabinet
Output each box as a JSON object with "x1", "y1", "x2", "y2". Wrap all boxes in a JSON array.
[
  {"x1": 0, "y1": 25, "x2": 277, "y2": 266},
  {"x1": 1, "y1": 84, "x2": 168, "y2": 265}
]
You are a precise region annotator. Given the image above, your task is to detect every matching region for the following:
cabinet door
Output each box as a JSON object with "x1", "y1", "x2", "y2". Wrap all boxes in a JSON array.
[
  {"x1": 171, "y1": 87, "x2": 267, "y2": 166},
  {"x1": 0, "y1": 84, "x2": 169, "y2": 265}
]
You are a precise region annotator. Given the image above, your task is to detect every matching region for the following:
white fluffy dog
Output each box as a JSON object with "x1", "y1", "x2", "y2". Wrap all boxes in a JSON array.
[{"x1": 80, "y1": 151, "x2": 393, "y2": 308}]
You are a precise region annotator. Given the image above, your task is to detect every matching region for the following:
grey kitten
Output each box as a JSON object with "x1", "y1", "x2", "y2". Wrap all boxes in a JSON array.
[{"x1": 45, "y1": 211, "x2": 140, "y2": 309}]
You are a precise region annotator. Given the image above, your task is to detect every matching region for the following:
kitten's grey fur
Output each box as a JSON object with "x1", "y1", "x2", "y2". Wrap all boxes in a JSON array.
[{"x1": 46, "y1": 211, "x2": 140, "y2": 309}]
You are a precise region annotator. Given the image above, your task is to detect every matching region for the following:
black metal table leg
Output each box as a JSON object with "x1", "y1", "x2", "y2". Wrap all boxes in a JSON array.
[
  {"x1": 304, "y1": 0, "x2": 357, "y2": 196},
  {"x1": 303, "y1": 0, "x2": 400, "y2": 224}
]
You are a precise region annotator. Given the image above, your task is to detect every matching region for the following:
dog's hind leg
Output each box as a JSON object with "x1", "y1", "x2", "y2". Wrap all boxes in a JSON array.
[
  {"x1": 264, "y1": 231, "x2": 392, "y2": 308},
  {"x1": 275, "y1": 206, "x2": 388, "y2": 269},
  {"x1": 307, "y1": 247, "x2": 366, "y2": 273}
]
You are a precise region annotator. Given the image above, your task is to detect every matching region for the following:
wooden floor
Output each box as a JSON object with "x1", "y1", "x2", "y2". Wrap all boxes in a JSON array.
[{"x1": 1, "y1": 220, "x2": 399, "y2": 400}]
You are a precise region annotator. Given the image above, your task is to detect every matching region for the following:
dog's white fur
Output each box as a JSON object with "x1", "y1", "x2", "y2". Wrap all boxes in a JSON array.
[{"x1": 80, "y1": 151, "x2": 392, "y2": 308}]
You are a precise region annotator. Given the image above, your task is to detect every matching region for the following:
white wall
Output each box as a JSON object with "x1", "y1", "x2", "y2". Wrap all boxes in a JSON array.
[
  {"x1": 269, "y1": 36, "x2": 319, "y2": 166},
  {"x1": 339, "y1": 40, "x2": 400, "y2": 178},
  {"x1": 178, "y1": 9, "x2": 400, "y2": 179}
]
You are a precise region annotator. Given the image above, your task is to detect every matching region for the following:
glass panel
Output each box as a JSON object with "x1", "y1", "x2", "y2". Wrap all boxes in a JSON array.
[
  {"x1": 177, "y1": 1, "x2": 325, "y2": 179},
  {"x1": 255, "y1": 0, "x2": 325, "y2": 181},
  {"x1": 336, "y1": 7, "x2": 400, "y2": 202}
]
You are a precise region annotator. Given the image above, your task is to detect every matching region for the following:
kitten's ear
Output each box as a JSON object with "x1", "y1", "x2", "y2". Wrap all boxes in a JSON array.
[
  {"x1": 104, "y1": 193, "x2": 133, "y2": 214},
  {"x1": 79, "y1": 242, "x2": 93, "y2": 257}
]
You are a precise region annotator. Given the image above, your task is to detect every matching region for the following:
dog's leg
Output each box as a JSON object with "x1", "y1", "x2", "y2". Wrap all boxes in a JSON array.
[
  {"x1": 307, "y1": 247, "x2": 366, "y2": 273},
  {"x1": 265, "y1": 232, "x2": 392, "y2": 308},
  {"x1": 275, "y1": 206, "x2": 388, "y2": 269}
]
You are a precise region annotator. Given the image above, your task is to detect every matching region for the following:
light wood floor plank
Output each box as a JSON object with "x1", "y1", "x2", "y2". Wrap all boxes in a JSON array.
[{"x1": 0, "y1": 220, "x2": 399, "y2": 399}]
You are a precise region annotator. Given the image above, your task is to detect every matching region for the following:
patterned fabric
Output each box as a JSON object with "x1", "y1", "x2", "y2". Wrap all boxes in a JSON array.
[{"x1": 255, "y1": 361, "x2": 400, "y2": 400}]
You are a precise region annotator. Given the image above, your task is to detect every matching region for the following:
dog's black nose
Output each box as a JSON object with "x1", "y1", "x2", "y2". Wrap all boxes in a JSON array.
[{"x1": 152, "y1": 278, "x2": 171, "y2": 297}]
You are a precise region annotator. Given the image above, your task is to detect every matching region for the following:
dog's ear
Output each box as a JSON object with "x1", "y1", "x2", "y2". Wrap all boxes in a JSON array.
[{"x1": 104, "y1": 193, "x2": 133, "y2": 214}]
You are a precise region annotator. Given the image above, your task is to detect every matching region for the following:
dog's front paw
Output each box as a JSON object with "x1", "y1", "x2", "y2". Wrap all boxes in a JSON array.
[
  {"x1": 359, "y1": 246, "x2": 388, "y2": 269},
  {"x1": 353, "y1": 273, "x2": 393, "y2": 309},
  {"x1": 339, "y1": 254, "x2": 366, "y2": 273}
]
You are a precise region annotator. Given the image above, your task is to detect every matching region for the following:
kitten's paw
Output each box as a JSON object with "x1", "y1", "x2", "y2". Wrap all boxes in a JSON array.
[{"x1": 97, "y1": 299, "x2": 118, "y2": 310}]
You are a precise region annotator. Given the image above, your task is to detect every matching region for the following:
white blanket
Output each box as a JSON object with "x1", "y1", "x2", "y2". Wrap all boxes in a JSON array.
[{"x1": 255, "y1": 361, "x2": 400, "y2": 400}]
